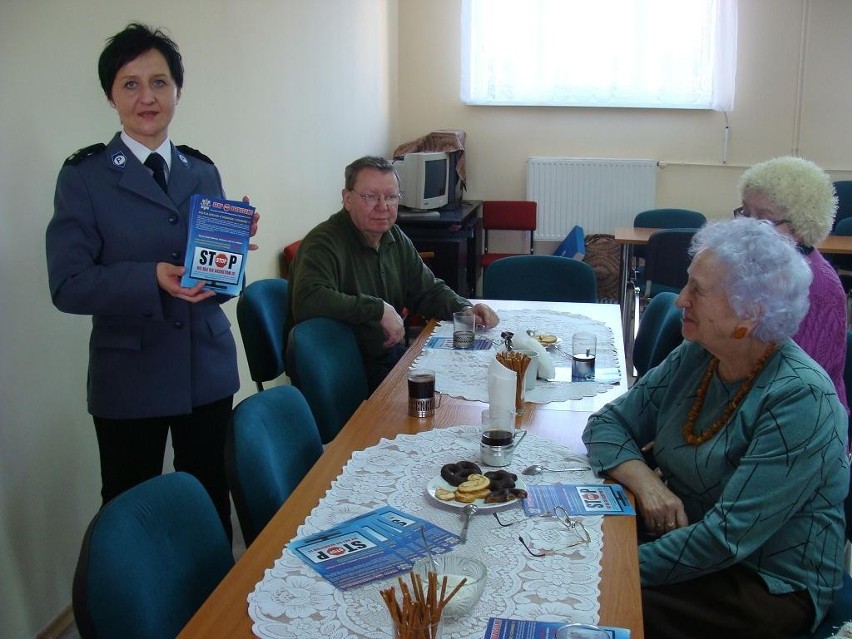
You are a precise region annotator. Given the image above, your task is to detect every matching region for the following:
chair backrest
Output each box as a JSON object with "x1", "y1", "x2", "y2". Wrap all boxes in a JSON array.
[
  {"x1": 833, "y1": 181, "x2": 852, "y2": 232},
  {"x1": 225, "y1": 385, "x2": 323, "y2": 546},
  {"x1": 643, "y1": 229, "x2": 697, "y2": 297},
  {"x1": 633, "y1": 208, "x2": 706, "y2": 229},
  {"x1": 236, "y1": 279, "x2": 289, "y2": 392},
  {"x1": 288, "y1": 317, "x2": 369, "y2": 443},
  {"x1": 72, "y1": 472, "x2": 234, "y2": 639},
  {"x1": 632, "y1": 292, "x2": 683, "y2": 377},
  {"x1": 633, "y1": 208, "x2": 705, "y2": 263},
  {"x1": 482, "y1": 254, "x2": 598, "y2": 302},
  {"x1": 835, "y1": 217, "x2": 852, "y2": 236},
  {"x1": 481, "y1": 201, "x2": 537, "y2": 264},
  {"x1": 279, "y1": 240, "x2": 302, "y2": 279}
]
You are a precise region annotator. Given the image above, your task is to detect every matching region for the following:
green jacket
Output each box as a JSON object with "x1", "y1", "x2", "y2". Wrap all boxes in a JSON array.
[{"x1": 288, "y1": 209, "x2": 470, "y2": 360}]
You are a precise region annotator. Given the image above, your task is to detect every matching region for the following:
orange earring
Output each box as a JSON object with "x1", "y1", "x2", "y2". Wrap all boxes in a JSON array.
[{"x1": 733, "y1": 326, "x2": 747, "y2": 339}]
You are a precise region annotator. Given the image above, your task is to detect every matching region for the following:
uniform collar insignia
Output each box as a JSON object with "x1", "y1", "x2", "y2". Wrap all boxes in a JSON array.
[
  {"x1": 110, "y1": 151, "x2": 127, "y2": 168},
  {"x1": 177, "y1": 151, "x2": 189, "y2": 167}
]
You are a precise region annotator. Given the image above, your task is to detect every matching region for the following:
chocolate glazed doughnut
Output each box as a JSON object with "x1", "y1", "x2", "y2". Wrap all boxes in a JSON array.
[
  {"x1": 484, "y1": 488, "x2": 528, "y2": 503},
  {"x1": 484, "y1": 470, "x2": 517, "y2": 490},
  {"x1": 440, "y1": 461, "x2": 482, "y2": 486}
]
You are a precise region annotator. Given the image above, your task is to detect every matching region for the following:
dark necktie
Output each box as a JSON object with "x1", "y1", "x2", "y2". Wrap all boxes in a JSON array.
[{"x1": 144, "y1": 153, "x2": 168, "y2": 192}]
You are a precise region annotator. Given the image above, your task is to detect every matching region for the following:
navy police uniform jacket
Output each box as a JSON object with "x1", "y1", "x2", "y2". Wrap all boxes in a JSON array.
[{"x1": 46, "y1": 132, "x2": 239, "y2": 419}]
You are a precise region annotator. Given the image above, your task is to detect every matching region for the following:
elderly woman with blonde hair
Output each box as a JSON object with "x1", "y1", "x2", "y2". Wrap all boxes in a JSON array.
[
  {"x1": 584, "y1": 217, "x2": 848, "y2": 639},
  {"x1": 737, "y1": 156, "x2": 848, "y2": 411}
]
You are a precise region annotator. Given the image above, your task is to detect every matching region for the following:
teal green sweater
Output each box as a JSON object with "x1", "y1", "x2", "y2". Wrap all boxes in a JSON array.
[
  {"x1": 288, "y1": 209, "x2": 470, "y2": 360},
  {"x1": 583, "y1": 339, "x2": 848, "y2": 631}
]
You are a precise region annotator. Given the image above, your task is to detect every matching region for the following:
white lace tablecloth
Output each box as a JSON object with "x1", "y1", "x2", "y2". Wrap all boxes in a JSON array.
[
  {"x1": 248, "y1": 425, "x2": 606, "y2": 639},
  {"x1": 415, "y1": 309, "x2": 619, "y2": 404}
]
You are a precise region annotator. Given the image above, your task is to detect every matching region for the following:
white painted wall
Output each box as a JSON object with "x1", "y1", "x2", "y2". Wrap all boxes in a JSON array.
[{"x1": 0, "y1": 1, "x2": 394, "y2": 636}]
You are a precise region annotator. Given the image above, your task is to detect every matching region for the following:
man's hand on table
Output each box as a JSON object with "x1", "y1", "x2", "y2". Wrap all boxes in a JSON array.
[
  {"x1": 470, "y1": 303, "x2": 499, "y2": 330},
  {"x1": 381, "y1": 301, "x2": 406, "y2": 348}
]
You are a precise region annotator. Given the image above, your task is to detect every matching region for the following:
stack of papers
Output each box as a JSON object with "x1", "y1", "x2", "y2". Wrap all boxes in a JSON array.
[
  {"x1": 288, "y1": 506, "x2": 459, "y2": 589},
  {"x1": 483, "y1": 617, "x2": 630, "y2": 638},
  {"x1": 523, "y1": 484, "x2": 635, "y2": 517}
]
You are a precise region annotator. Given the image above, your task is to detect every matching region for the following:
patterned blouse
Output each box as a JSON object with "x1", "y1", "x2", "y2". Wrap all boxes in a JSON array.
[{"x1": 583, "y1": 339, "x2": 848, "y2": 630}]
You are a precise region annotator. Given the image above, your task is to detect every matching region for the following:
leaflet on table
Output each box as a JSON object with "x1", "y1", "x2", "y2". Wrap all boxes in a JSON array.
[
  {"x1": 180, "y1": 194, "x2": 254, "y2": 297},
  {"x1": 523, "y1": 484, "x2": 635, "y2": 517},
  {"x1": 483, "y1": 618, "x2": 630, "y2": 639},
  {"x1": 289, "y1": 506, "x2": 460, "y2": 590},
  {"x1": 425, "y1": 335, "x2": 494, "y2": 350}
]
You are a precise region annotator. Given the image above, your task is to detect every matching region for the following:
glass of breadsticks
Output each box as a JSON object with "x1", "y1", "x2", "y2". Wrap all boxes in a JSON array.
[
  {"x1": 380, "y1": 570, "x2": 467, "y2": 639},
  {"x1": 495, "y1": 350, "x2": 531, "y2": 412}
]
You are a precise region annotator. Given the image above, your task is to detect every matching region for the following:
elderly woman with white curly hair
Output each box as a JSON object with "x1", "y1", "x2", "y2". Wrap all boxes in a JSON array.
[
  {"x1": 736, "y1": 156, "x2": 848, "y2": 411},
  {"x1": 583, "y1": 218, "x2": 848, "y2": 639}
]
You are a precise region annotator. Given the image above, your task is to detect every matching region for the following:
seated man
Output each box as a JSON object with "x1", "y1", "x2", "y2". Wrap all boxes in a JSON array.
[{"x1": 287, "y1": 155, "x2": 499, "y2": 391}]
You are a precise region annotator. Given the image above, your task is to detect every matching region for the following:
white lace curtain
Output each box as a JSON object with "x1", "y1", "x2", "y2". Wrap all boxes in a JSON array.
[{"x1": 461, "y1": 0, "x2": 738, "y2": 111}]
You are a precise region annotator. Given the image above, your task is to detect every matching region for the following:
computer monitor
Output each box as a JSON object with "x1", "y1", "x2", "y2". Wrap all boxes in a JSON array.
[{"x1": 394, "y1": 151, "x2": 450, "y2": 210}]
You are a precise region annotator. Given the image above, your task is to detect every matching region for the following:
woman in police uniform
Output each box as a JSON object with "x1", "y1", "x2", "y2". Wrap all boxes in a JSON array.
[{"x1": 46, "y1": 23, "x2": 255, "y2": 538}]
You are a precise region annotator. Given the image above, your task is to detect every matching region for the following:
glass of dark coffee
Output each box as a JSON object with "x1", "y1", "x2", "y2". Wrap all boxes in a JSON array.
[
  {"x1": 407, "y1": 368, "x2": 441, "y2": 417},
  {"x1": 480, "y1": 408, "x2": 526, "y2": 466}
]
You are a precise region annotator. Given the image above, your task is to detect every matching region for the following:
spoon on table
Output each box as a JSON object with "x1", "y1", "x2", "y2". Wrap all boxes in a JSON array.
[
  {"x1": 460, "y1": 504, "x2": 478, "y2": 542},
  {"x1": 420, "y1": 525, "x2": 439, "y2": 571},
  {"x1": 522, "y1": 464, "x2": 591, "y2": 476}
]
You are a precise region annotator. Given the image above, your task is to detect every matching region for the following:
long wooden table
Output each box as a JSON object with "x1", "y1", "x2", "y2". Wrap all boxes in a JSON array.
[{"x1": 178, "y1": 301, "x2": 643, "y2": 639}]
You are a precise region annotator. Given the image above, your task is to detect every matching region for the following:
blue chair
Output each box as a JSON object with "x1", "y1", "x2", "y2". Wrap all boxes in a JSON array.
[
  {"x1": 829, "y1": 217, "x2": 852, "y2": 292},
  {"x1": 482, "y1": 254, "x2": 597, "y2": 302},
  {"x1": 236, "y1": 278, "x2": 289, "y2": 391},
  {"x1": 641, "y1": 229, "x2": 697, "y2": 298},
  {"x1": 832, "y1": 181, "x2": 852, "y2": 233},
  {"x1": 288, "y1": 317, "x2": 369, "y2": 443},
  {"x1": 225, "y1": 385, "x2": 323, "y2": 546},
  {"x1": 72, "y1": 472, "x2": 234, "y2": 639},
  {"x1": 632, "y1": 292, "x2": 683, "y2": 378},
  {"x1": 632, "y1": 208, "x2": 706, "y2": 271}
]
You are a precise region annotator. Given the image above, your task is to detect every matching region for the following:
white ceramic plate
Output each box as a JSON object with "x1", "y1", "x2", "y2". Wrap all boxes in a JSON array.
[{"x1": 425, "y1": 475, "x2": 528, "y2": 510}]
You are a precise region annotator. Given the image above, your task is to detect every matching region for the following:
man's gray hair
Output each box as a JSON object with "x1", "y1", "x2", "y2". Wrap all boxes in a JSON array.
[{"x1": 344, "y1": 156, "x2": 399, "y2": 191}]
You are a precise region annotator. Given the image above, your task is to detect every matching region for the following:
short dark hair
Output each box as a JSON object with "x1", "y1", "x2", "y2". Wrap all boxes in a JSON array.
[
  {"x1": 98, "y1": 23, "x2": 184, "y2": 99},
  {"x1": 344, "y1": 156, "x2": 399, "y2": 191}
]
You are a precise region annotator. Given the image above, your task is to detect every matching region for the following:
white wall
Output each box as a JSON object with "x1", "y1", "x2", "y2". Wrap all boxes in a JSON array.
[
  {"x1": 396, "y1": 0, "x2": 852, "y2": 232},
  {"x1": 0, "y1": 1, "x2": 394, "y2": 636}
]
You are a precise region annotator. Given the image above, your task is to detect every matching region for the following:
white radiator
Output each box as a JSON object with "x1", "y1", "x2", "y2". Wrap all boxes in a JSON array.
[{"x1": 526, "y1": 157, "x2": 657, "y2": 240}]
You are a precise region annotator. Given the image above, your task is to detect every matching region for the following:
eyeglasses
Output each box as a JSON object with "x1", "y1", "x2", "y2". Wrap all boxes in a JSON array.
[
  {"x1": 733, "y1": 206, "x2": 791, "y2": 227},
  {"x1": 351, "y1": 189, "x2": 402, "y2": 206},
  {"x1": 494, "y1": 506, "x2": 591, "y2": 556}
]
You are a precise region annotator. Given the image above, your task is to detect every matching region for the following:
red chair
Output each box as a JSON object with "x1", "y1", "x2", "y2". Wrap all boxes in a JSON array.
[
  {"x1": 480, "y1": 201, "x2": 537, "y2": 269},
  {"x1": 279, "y1": 240, "x2": 302, "y2": 279}
]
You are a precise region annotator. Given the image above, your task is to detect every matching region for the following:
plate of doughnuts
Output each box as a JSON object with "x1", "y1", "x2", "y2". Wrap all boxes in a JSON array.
[{"x1": 427, "y1": 461, "x2": 528, "y2": 510}]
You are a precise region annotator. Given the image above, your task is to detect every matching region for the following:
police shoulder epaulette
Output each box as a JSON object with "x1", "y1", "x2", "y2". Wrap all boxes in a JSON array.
[
  {"x1": 64, "y1": 143, "x2": 106, "y2": 166},
  {"x1": 176, "y1": 144, "x2": 215, "y2": 165}
]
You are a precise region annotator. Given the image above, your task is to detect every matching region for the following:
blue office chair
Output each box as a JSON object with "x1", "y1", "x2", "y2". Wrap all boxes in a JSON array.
[
  {"x1": 632, "y1": 292, "x2": 683, "y2": 378},
  {"x1": 72, "y1": 472, "x2": 234, "y2": 639},
  {"x1": 225, "y1": 385, "x2": 323, "y2": 546},
  {"x1": 236, "y1": 278, "x2": 289, "y2": 392},
  {"x1": 288, "y1": 317, "x2": 369, "y2": 443},
  {"x1": 482, "y1": 254, "x2": 598, "y2": 302},
  {"x1": 641, "y1": 229, "x2": 697, "y2": 298},
  {"x1": 832, "y1": 181, "x2": 852, "y2": 233},
  {"x1": 632, "y1": 208, "x2": 706, "y2": 270},
  {"x1": 829, "y1": 216, "x2": 852, "y2": 293}
]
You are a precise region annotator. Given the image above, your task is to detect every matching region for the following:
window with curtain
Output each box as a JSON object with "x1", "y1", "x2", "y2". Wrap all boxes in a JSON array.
[{"x1": 461, "y1": 0, "x2": 737, "y2": 110}]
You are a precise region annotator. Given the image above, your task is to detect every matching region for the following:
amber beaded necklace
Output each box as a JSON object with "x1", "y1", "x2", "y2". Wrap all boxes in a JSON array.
[{"x1": 682, "y1": 343, "x2": 777, "y2": 446}]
